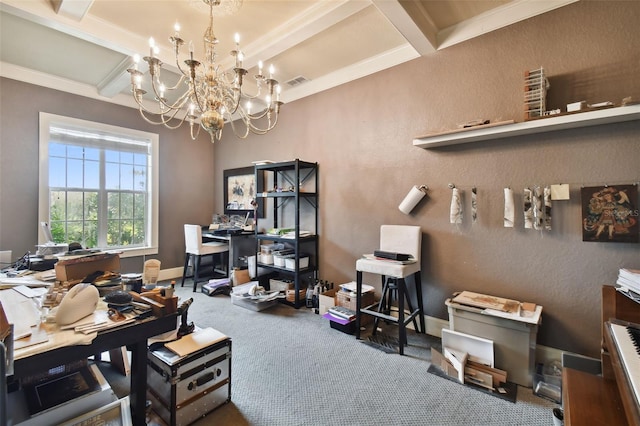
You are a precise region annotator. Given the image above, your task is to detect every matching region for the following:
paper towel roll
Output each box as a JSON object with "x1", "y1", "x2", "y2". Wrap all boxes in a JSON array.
[{"x1": 399, "y1": 185, "x2": 427, "y2": 214}]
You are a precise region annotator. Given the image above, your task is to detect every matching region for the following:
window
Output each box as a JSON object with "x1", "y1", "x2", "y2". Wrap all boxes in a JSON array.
[{"x1": 39, "y1": 113, "x2": 158, "y2": 257}]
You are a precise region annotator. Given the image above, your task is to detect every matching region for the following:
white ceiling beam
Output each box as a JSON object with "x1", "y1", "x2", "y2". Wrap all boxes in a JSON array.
[
  {"x1": 2, "y1": 0, "x2": 377, "y2": 99},
  {"x1": 50, "y1": 0, "x2": 94, "y2": 21},
  {"x1": 97, "y1": 57, "x2": 137, "y2": 98},
  {"x1": 437, "y1": 0, "x2": 580, "y2": 50},
  {"x1": 1, "y1": 0, "x2": 150, "y2": 59},
  {"x1": 220, "y1": 0, "x2": 373, "y2": 70},
  {"x1": 0, "y1": 61, "x2": 138, "y2": 108},
  {"x1": 371, "y1": 0, "x2": 437, "y2": 56},
  {"x1": 282, "y1": 43, "x2": 419, "y2": 104},
  {"x1": 1, "y1": 0, "x2": 156, "y2": 99}
]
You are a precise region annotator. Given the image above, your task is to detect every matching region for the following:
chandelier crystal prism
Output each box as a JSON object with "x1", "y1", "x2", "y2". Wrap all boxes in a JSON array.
[{"x1": 126, "y1": 0, "x2": 283, "y2": 143}]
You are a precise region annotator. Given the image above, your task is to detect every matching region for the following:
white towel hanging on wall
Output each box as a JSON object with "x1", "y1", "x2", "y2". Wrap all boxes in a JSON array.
[
  {"x1": 450, "y1": 186, "x2": 462, "y2": 224},
  {"x1": 504, "y1": 188, "x2": 514, "y2": 228},
  {"x1": 523, "y1": 188, "x2": 533, "y2": 229},
  {"x1": 471, "y1": 187, "x2": 478, "y2": 223},
  {"x1": 532, "y1": 186, "x2": 544, "y2": 230},
  {"x1": 544, "y1": 186, "x2": 552, "y2": 231}
]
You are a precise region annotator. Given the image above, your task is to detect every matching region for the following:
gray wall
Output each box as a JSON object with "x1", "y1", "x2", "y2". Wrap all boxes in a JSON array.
[
  {"x1": 0, "y1": 1, "x2": 639, "y2": 356},
  {"x1": 0, "y1": 78, "x2": 216, "y2": 273},
  {"x1": 213, "y1": 1, "x2": 640, "y2": 357}
]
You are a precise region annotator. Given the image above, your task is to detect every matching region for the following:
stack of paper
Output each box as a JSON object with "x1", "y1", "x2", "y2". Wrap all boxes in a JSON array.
[
  {"x1": 617, "y1": 268, "x2": 640, "y2": 294},
  {"x1": 165, "y1": 327, "x2": 228, "y2": 357}
]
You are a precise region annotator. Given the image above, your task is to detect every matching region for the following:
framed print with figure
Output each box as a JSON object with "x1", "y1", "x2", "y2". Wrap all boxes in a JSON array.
[
  {"x1": 581, "y1": 184, "x2": 638, "y2": 243},
  {"x1": 223, "y1": 166, "x2": 264, "y2": 217}
]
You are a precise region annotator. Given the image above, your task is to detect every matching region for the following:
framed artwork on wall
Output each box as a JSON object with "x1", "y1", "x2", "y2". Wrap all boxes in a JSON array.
[
  {"x1": 223, "y1": 166, "x2": 264, "y2": 218},
  {"x1": 581, "y1": 184, "x2": 638, "y2": 243}
]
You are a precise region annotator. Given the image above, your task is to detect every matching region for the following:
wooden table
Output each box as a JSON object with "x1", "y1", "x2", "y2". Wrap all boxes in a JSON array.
[
  {"x1": 202, "y1": 229, "x2": 256, "y2": 273},
  {"x1": 11, "y1": 313, "x2": 178, "y2": 426}
]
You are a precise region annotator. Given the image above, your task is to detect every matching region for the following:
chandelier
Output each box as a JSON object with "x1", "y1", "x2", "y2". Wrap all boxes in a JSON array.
[{"x1": 126, "y1": 0, "x2": 283, "y2": 143}]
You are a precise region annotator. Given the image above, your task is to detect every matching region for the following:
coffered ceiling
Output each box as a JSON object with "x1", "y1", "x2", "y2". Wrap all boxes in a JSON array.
[{"x1": 0, "y1": 0, "x2": 577, "y2": 108}]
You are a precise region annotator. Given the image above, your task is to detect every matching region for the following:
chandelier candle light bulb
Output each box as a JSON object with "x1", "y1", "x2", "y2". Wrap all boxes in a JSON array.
[{"x1": 126, "y1": 0, "x2": 285, "y2": 143}]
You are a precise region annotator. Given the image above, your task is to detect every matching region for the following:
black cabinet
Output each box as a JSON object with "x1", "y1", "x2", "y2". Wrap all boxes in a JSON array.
[{"x1": 254, "y1": 159, "x2": 318, "y2": 307}]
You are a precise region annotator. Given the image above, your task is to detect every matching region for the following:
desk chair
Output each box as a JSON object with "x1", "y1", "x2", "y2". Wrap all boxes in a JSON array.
[
  {"x1": 181, "y1": 224, "x2": 229, "y2": 292},
  {"x1": 355, "y1": 225, "x2": 425, "y2": 355}
]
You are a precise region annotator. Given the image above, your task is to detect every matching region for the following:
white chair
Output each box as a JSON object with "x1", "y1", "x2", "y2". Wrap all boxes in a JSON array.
[
  {"x1": 181, "y1": 224, "x2": 229, "y2": 292},
  {"x1": 355, "y1": 225, "x2": 425, "y2": 355}
]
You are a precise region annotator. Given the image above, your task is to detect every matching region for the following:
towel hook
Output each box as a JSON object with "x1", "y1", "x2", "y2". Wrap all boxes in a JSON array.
[{"x1": 448, "y1": 183, "x2": 456, "y2": 189}]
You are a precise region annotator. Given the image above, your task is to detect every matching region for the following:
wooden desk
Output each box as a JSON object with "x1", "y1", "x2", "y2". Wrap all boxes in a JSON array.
[
  {"x1": 562, "y1": 367, "x2": 628, "y2": 425},
  {"x1": 202, "y1": 230, "x2": 256, "y2": 273},
  {"x1": 10, "y1": 313, "x2": 177, "y2": 426}
]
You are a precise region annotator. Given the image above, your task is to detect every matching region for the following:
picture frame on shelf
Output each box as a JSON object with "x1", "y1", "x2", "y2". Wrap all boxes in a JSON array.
[{"x1": 223, "y1": 166, "x2": 264, "y2": 218}]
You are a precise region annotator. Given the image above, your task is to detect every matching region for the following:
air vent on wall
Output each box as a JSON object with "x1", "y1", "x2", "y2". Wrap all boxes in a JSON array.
[{"x1": 286, "y1": 76, "x2": 309, "y2": 87}]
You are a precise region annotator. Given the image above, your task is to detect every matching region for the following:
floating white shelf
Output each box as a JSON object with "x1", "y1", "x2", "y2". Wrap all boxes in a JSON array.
[{"x1": 413, "y1": 104, "x2": 640, "y2": 149}]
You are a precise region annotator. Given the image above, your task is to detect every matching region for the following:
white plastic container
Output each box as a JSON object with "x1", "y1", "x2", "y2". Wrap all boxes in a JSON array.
[
  {"x1": 273, "y1": 254, "x2": 285, "y2": 267},
  {"x1": 258, "y1": 252, "x2": 273, "y2": 265},
  {"x1": 284, "y1": 255, "x2": 309, "y2": 270}
]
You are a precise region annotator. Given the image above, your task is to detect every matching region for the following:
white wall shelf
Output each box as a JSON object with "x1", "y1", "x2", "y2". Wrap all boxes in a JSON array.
[{"x1": 413, "y1": 104, "x2": 640, "y2": 149}]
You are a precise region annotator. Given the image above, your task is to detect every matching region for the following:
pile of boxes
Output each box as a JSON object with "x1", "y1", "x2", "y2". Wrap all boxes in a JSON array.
[{"x1": 321, "y1": 282, "x2": 375, "y2": 334}]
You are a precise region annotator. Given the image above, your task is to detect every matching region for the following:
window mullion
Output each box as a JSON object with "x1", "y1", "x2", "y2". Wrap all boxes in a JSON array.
[{"x1": 97, "y1": 149, "x2": 108, "y2": 247}]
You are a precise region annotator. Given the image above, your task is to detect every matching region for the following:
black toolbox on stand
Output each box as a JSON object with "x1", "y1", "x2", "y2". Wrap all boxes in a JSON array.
[{"x1": 147, "y1": 336, "x2": 231, "y2": 426}]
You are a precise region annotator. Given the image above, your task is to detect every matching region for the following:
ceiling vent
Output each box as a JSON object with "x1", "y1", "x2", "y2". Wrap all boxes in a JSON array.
[{"x1": 286, "y1": 76, "x2": 309, "y2": 87}]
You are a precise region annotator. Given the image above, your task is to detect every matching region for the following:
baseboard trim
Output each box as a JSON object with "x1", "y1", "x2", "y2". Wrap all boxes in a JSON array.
[
  {"x1": 158, "y1": 270, "x2": 570, "y2": 362},
  {"x1": 159, "y1": 267, "x2": 183, "y2": 282}
]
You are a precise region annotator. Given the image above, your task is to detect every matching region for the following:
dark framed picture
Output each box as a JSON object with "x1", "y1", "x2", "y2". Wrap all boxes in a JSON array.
[
  {"x1": 581, "y1": 184, "x2": 638, "y2": 243},
  {"x1": 223, "y1": 166, "x2": 264, "y2": 217}
]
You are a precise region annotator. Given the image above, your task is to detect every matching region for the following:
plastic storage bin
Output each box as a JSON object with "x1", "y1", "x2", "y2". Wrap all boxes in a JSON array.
[{"x1": 445, "y1": 298, "x2": 542, "y2": 387}]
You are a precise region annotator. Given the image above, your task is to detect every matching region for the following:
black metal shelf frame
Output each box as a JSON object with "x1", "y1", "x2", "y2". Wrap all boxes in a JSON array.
[{"x1": 254, "y1": 159, "x2": 318, "y2": 308}]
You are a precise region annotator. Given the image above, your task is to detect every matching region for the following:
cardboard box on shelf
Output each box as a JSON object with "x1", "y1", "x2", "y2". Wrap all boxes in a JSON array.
[
  {"x1": 55, "y1": 252, "x2": 120, "y2": 283},
  {"x1": 269, "y1": 278, "x2": 294, "y2": 293}
]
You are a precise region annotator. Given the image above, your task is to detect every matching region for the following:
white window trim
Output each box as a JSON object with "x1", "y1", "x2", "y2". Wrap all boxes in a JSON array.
[{"x1": 38, "y1": 112, "x2": 159, "y2": 258}]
